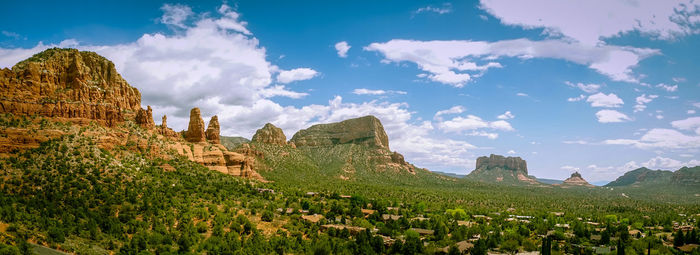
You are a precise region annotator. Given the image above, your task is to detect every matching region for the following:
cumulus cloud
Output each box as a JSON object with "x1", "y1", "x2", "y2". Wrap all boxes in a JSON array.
[
  {"x1": 565, "y1": 81, "x2": 600, "y2": 93},
  {"x1": 277, "y1": 68, "x2": 319, "y2": 84},
  {"x1": 595, "y1": 110, "x2": 631, "y2": 123},
  {"x1": 587, "y1": 92, "x2": 624, "y2": 108},
  {"x1": 633, "y1": 94, "x2": 658, "y2": 112},
  {"x1": 334, "y1": 41, "x2": 351, "y2": 58},
  {"x1": 497, "y1": 111, "x2": 515, "y2": 120},
  {"x1": 365, "y1": 38, "x2": 657, "y2": 86},
  {"x1": 438, "y1": 114, "x2": 515, "y2": 138},
  {"x1": 671, "y1": 116, "x2": 700, "y2": 135},
  {"x1": 480, "y1": 0, "x2": 700, "y2": 45}
]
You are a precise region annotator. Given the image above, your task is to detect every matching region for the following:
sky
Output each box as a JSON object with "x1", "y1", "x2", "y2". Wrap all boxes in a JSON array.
[{"x1": 1, "y1": 0, "x2": 700, "y2": 182}]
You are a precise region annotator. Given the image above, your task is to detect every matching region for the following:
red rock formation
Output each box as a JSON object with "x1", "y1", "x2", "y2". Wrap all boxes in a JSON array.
[
  {"x1": 158, "y1": 115, "x2": 178, "y2": 137},
  {"x1": 136, "y1": 105, "x2": 155, "y2": 129},
  {"x1": 0, "y1": 48, "x2": 141, "y2": 126},
  {"x1": 185, "y1": 108, "x2": 206, "y2": 142},
  {"x1": 252, "y1": 123, "x2": 287, "y2": 145},
  {"x1": 206, "y1": 115, "x2": 220, "y2": 144}
]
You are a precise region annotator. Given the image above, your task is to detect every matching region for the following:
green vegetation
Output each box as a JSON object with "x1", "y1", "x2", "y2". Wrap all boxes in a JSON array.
[{"x1": 0, "y1": 119, "x2": 699, "y2": 254}]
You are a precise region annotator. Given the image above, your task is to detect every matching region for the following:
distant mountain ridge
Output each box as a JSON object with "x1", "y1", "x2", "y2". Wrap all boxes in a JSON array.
[{"x1": 605, "y1": 166, "x2": 700, "y2": 187}]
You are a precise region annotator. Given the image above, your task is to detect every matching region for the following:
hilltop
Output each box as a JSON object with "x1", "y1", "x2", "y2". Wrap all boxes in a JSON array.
[{"x1": 606, "y1": 166, "x2": 700, "y2": 187}]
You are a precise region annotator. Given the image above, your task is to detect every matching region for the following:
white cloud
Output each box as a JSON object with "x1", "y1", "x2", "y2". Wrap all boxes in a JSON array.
[
  {"x1": 656, "y1": 83, "x2": 678, "y2": 92},
  {"x1": 438, "y1": 114, "x2": 515, "y2": 134},
  {"x1": 276, "y1": 68, "x2": 319, "y2": 84},
  {"x1": 507, "y1": 150, "x2": 516, "y2": 154},
  {"x1": 365, "y1": 38, "x2": 656, "y2": 86},
  {"x1": 587, "y1": 92, "x2": 624, "y2": 108},
  {"x1": 565, "y1": 81, "x2": 600, "y2": 93},
  {"x1": 352, "y1": 88, "x2": 407, "y2": 96},
  {"x1": 689, "y1": 110, "x2": 697, "y2": 114},
  {"x1": 480, "y1": 0, "x2": 700, "y2": 45},
  {"x1": 633, "y1": 94, "x2": 658, "y2": 113},
  {"x1": 497, "y1": 111, "x2": 515, "y2": 120},
  {"x1": 516, "y1": 92, "x2": 529, "y2": 97},
  {"x1": 567, "y1": 94, "x2": 585, "y2": 102},
  {"x1": 334, "y1": 41, "x2": 351, "y2": 58},
  {"x1": 595, "y1": 109, "x2": 631, "y2": 123},
  {"x1": 604, "y1": 128, "x2": 700, "y2": 149},
  {"x1": 671, "y1": 116, "x2": 700, "y2": 135},
  {"x1": 434, "y1": 106, "x2": 466, "y2": 120},
  {"x1": 415, "y1": 4, "x2": 452, "y2": 15},
  {"x1": 1, "y1": 31, "x2": 22, "y2": 39},
  {"x1": 160, "y1": 4, "x2": 193, "y2": 29}
]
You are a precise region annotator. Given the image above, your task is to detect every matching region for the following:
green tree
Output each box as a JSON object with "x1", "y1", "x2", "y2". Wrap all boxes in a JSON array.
[{"x1": 674, "y1": 229, "x2": 685, "y2": 247}]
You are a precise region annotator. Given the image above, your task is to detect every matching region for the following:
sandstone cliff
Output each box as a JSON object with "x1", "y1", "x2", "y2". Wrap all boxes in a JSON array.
[
  {"x1": 290, "y1": 115, "x2": 389, "y2": 149},
  {"x1": 0, "y1": 48, "x2": 141, "y2": 126},
  {"x1": 252, "y1": 123, "x2": 287, "y2": 145},
  {"x1": 467, "y1": 154, "x2": 538, "y2": 184}
]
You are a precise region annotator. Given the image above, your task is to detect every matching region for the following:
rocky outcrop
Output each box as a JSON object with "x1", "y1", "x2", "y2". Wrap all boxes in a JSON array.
[
  {"x1": 158, "y1": 115, "x2": 178, "y2": 137},
  {"x1": 205, "y1": 115, "x2": 220, "y2": 144},
  {"x1": 671, "y1": 166, "x2": 700, "y2": 186},
  {"x1": 136, "y1": 105, "x2": 155, "y2": 129},
  {"x1": 0, "y1": 48, "x2": 141, "y2": 126},
  {"x1": 252, "y1": 123, "x2": 287, "y2": 145},
  {"x1": 467, "y1": 154, "x2": 538, "y2": 184},
  {"x1": 290, "y1": 115, "x2": 390, "y2": 149},
  {"x1": 561, "y1": 172, "x2": 594, "y2": 187},
  {"x1": 185, "y1": 108, "x2": 206, "y2": 143},
  {"x1": 475, "y1": 154, "x2": 528, "y2": 174}
]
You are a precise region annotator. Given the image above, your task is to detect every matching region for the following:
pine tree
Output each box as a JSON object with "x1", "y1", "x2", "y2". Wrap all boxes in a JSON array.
[
  {"x1": 617, "y1": 240, "x2": 624, "y2": 255},
  {"x1": 674, "y1": 229, "x2": 685, "y2": 247}
]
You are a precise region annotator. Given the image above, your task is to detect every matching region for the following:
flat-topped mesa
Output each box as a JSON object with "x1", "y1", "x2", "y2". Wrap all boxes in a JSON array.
[
  {"x1": 185, "y1": 108, "x2": 206, "y2": 143},
  {"x1": 136, "y1": 105, "x2": 155, "y2": 129},
  {"x1": 252, "y1": 123, "x2": 287, "y2": 145},
  {"x1": 290, "y1": 115, "x2": 390, "y2": 149},
  {"x1": 205, "y1": 115, "x2": 220, "y2": 144},
  {"x1": 0, "y1": 48, "x2": 141, "y2": 126},
  {"x1": 562, "y1": 171, "x2": 594, "y2": 187},
  {"x1": 475, "y1": 154, "x2": 528, "y2": 174}
]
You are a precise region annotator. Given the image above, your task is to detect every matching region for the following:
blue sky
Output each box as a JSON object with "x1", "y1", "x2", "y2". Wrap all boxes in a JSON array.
[{"x1": 2, "y1": 0, "x2": 700, "y2": 182}]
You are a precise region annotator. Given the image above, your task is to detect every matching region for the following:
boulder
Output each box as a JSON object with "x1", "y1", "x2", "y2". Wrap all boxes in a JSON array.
[
  {"x1": 252, "y1": 123, "x2": 287, "y2": 145},
  {"x1": 205, "y1": 115, "x2": 220, "y2": 144},
  {"x1": 185, "y1": 108, "x2": 206, "y2": 143},
  {"x1": 290, "y1": 115, "x2": 389, "y2": 149}
]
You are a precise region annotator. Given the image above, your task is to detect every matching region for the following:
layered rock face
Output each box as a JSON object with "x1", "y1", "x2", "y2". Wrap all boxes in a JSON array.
[
  {"x1": 475, "y1": 154, "x2": 528, "y2": 174},
  {"x1": 185, "y1": 108, "x2": 206, "y2": 142},
  {"x1": 205, "y1": 116, "x2": 220, "y2": 144},
  {"x1": 168, "y1": 142, "x2": 261, "y2": 180},
  {"x1": 289, "y1": 115, "x2": 412, "y2": 173},
  {"x1": 290, "y1": 115, "x2": 389, "y2": 149},
  {"x1": 0, "y1": 48, "x2": 141, "y2": 126},
  {"x1": 467, "y1": 154, "x2": 538, "y2": 184},
  {"x1": 252, "y1": 123, "x2": 287, "y2": 145},
  {"x1": 561, "y1": 172, "x2": 594, "y2": 187}
]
